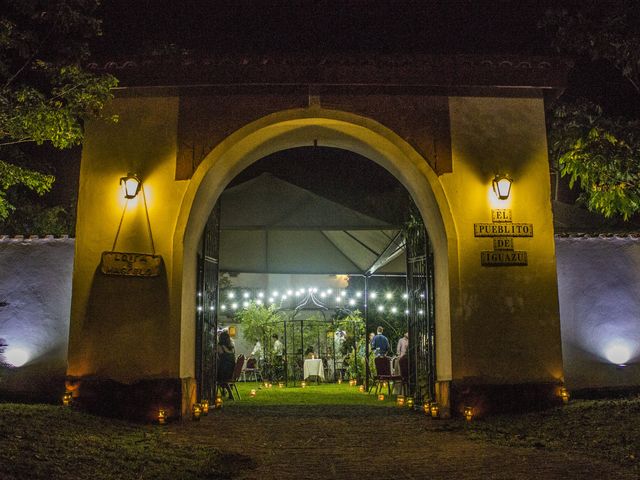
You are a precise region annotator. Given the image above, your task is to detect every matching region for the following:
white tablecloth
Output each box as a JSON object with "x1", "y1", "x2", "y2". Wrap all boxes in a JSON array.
[{"x1": 303, "y1": 359, "x2": 325, "y2": 381}]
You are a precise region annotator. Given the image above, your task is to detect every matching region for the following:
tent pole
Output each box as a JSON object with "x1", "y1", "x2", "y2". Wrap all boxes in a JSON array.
[{"x1": 364, "y1": 275, "x2": 370, "y2": 391}]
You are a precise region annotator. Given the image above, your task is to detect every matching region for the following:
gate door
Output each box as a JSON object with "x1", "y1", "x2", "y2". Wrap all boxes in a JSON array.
[
  {"x1": 196, "y1": 204, "x2": 220, "y2": 402},
  {"x1": 405, "y1": 218, "x2": 436, "y2": 403}
]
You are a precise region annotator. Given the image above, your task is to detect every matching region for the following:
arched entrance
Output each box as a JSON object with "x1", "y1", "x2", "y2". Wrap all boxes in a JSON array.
[{"x1": 172, "y1": 109, "x2": 458, "y2": 411}]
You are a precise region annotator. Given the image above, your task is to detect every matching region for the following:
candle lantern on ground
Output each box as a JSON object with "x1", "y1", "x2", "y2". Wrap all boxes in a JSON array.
[
  {"x1": 214, "y1": 395, "x2": 223, "y2": 409},
  {"x1": 406, "y1": 397, "x2": 414, "y2": 409},
  {"x1": 62, "y1": 391, "x2": 72, "y2": 407},
  {"x1": 157, "y1": 409, "x2": 167, "y2": 425},
  {"x1": 278, "y1": 382, "x2": 284, "y2": 388},
  {"x1": 560, "y1": 387, "x2": 570, "y2": 404},
  {"x1": 250, "y1": 389, "x2": 257, "y2": 397},
  {"x1": 423, "y1": 401, "x2": 431, "y2": 415},
  {"x1": 201, "y1": 400, "x2": 209, "y2": 415},
  {"x1": 464, "y1": 406, "x2": 474, "y2": 421},
  {"x1": 337, "y1": 378, "x2": 343, "y2": 385},
  {"x1": 396, "y1": 395, "x2": 405, "y2": 407},
  {"x1": 430, "y1": 403, "x2": 440, "y2": 418},
  {"x1": 192, "y1": 403, "x2": 202, "y2": 421},
  {"x1": 358, "y1": 385, "x2": 365, "y2": 393},
  {"x1": 378, "y1": 394, "x2": 385, "y2": 401},
  {"x1": 301, "y1": 381, "x2": 307, "y2": 388}
]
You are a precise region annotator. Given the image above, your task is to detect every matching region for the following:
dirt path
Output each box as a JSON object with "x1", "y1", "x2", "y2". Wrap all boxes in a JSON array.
[{"x1": 170, "y1": 406, "x2": 635, "y2": 480}]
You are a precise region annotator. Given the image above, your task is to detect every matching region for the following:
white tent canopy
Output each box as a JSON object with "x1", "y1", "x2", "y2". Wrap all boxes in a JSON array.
[{"x1": 219, "y1": 173, "x2": 406, "y2": 275}]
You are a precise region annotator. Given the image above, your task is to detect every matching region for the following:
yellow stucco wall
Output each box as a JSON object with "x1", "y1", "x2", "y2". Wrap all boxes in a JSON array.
[
  {"x1": 68, "y1": 92, "x2": 563, "y2": 392},
  {"x1": 68, "y1": 96, "x2": 186, "y2": 381},
  {"x1": 445, "y1": 95, "x2": 563, "y2": 384}
]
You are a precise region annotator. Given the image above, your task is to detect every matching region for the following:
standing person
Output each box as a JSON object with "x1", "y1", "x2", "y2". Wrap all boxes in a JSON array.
[
  {"x1": 251, "y1": 340, "x2": 264, "y2": 365},
  {"x1": 272, "y1": 334, "x2": 284, "y2": 379},
  {"x1": 370, "y1": 326, "x2": 390, "y2": 357},
  {"x1": 216, "y1": 330, "x2": 236, "y2": 399},
  {"x1": 396, "y1": 332, "x2": 409, "y2": 358}
]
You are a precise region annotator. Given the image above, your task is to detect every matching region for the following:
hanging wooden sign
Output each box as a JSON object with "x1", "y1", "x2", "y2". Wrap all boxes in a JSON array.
[{"x1": 100, "y1": 251, "x2": 162, "y2": 277}]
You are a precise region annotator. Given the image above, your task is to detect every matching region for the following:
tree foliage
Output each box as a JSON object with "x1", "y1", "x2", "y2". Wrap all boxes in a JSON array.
[
  {"x1": 0, "y1": 0, "x2": 117, "y2": 223},
  {"x1": 549, "y1": 99, "x2": 640, "y2": 219},
  {"x1": 542, "y1": 6, "x2": 640, "y2": 219}
]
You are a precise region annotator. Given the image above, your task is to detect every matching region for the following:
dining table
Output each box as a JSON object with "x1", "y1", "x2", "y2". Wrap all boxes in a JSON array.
[{"x1": 303, "y1": 358, "x2": 325, "y2": 382}]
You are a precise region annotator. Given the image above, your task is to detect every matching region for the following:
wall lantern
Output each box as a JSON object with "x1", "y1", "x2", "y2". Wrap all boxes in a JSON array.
[
  {"x1": 492, "y1": 174, "x2": 513, "y2": 200},
  {"x1": 120, "y1": 173, "x2": 142, "y2": 199}
]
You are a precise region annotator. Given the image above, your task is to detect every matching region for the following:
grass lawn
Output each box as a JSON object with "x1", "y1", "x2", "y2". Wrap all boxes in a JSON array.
[
  {"x1": 226, "y1": 380, "x2": 399, "y2": 407},
  {"x1": 1, "y1": 383, "x2": 638, "y2": 479}
]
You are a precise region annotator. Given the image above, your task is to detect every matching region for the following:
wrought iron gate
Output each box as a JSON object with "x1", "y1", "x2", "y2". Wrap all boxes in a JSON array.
[
  {"x1": 196, "y1": 204, "x2": 220, "y2": 402},
  {"x1": 405, "y1": 218, "x2": 436, "y2": 403}
]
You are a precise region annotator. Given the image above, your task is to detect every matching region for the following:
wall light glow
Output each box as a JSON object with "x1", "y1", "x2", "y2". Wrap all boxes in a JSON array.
[
  {"x1": 5, "y1": 347, "x2": 29, "y2": 367},
  {"x1": 604, "y1": 340, "x2": 633, "y2": 365}
]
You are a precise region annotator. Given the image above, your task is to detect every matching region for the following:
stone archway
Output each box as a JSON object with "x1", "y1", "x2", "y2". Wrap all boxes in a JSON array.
[{"x1": 172, "y1": 108, "x2": 459, "y2": 409}]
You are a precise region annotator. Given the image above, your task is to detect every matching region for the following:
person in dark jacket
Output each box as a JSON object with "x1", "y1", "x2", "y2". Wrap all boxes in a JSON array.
[{"x1": 217, "y1": 330, "x2": 236, "y2": 399}]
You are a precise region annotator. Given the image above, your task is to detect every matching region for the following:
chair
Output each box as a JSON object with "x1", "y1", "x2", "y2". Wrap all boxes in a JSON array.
[
  {"x1": 242, "y1": 357, "x2": 263, "y2": 382},
  {"x1": 218, "y1": 354, "x2": 245, "y2": 400},
  {"x1": 394, "y1": 355, "x2": 409, "y2": 397},
  {"x1": 370, "y1": 356, "x2": 400, "y2": 395}
]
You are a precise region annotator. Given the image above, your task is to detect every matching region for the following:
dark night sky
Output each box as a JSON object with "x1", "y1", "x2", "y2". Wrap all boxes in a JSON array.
[
  {"x1": 94, "y1": 0, "x2": 568, "y2": 56},
  {"x1": 47, "y1": 1, "x2": 638, "y2": 219}
]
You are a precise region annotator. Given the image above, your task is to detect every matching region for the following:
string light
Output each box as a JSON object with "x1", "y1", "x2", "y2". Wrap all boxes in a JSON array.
[
  {"x1": 243, "y1": 292, "x2": 250, "y2": 299},
  {"x1": 385, "y1": 292, "x2": 393, "y2": 300},
  {"x1": 227, "y1": 292, "x2": 235, "y2": 299},
  {"x1": 369, "y1": 292, "x2": 377, "y2": 299}
]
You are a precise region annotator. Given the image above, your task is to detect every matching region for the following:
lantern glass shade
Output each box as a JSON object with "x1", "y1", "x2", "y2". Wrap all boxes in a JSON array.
[
  {"x1": 464, "y1": 406, "x2": 474, "y2": 421},
  {"x1": 62, "y1": 391, "x2": 72, "y2": 406},
  {"x1": 120, "y1": 173, "x2": 142, "y2": 199},
  {"x1": 214, "y1": 395, "x2": 223, "y2": 409},
  {"x1": 192, "y1": 403, "x2": 202, "y2": 420},
  {"x1": 430, "y1": 403, "x2": 440, "y2": 418},
  {"x1": 492, "y1": 174, "x2": 512, "y2": 200},
  {"x1": 201, "y1": 400, "x2": 209, "y2": 414},
  {"x1": 560, "y1": 387, "x2": 570, "y2": 404},
  {"x1": 406, "y1": 398, "x2": 414, "y2": 408}
]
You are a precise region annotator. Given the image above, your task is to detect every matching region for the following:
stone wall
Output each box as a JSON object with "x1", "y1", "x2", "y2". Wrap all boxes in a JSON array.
[{"x1": 1, "y1": 234, "x2": 638, "y2": 400}]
